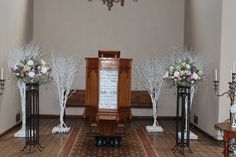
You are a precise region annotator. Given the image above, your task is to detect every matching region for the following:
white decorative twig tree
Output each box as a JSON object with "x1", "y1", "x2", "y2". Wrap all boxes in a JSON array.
[
  {"x1": 51, "y1": 54, "x2": 79, "y2": 134},
  {"x1": 8, "y1": 41, "x2": 41, "y2": 137},
  {"x1": 134, "y1": 56, "x2": 167, "y2": 132}
]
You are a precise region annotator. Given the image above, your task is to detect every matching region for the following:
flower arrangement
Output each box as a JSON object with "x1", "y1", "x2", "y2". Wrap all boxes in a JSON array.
[
  {"x1": 164, "y1": 59, "x2": 203, "y2": 86},
  {"x1": 11, "y1": 56, "x2": 50, "y2": 84}
]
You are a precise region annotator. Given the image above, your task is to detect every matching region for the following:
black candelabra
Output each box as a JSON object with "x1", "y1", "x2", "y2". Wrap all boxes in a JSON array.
[
  {"x1": 213, "y1": 72, "x2": 236, "y2": 116},
  {"x1": 0, "y1": 79, "x2": 5, "y2": 95},
  {"x1": 214, "y1": 72, "x2": 236, "y2": 153}
]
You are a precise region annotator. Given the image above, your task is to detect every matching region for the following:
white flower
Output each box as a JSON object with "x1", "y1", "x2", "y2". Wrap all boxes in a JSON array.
[
  {"x1": 27, "y1": 60, "x2": 34, "y2": 66},
  {"x1": 187, "y1": 70, "x2": 191, "y2": 75},
  {"x1": 174, "y1": 71, "x2": 180, "y2": 77},
  {"x1": 169, "y1": 66, "x2": 174, "y2": 72},
  {"x1": 24, "y1": 65, "x2": 30, "y2": 71},
  {"x1": 41, "y1": 67, "x2": 48, "y2": 73},
  {"x1": 13, "y1": 65, "x2": 18, "y2": 70},
  {"x1": 192, "y1": 72, "x2": 199, "y2": 80},
  {"x1": 163, "y1": 71, "x2": 169, "y2": 78},
  {"x1": 41, "y1": 59, "x2": 46, "y2": 66},
  {"x1": 28, "y1": 71, "x2": 35, "y2": 78},
  {"x1": 186, "y1": 64, "x2": 191, "y2": 69},
  {"x1": 198, "y1": 70, "x2": 203, "y2": 76}
]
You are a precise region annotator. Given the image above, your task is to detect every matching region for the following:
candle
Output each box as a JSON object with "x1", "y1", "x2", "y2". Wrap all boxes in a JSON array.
[
  {"x1": 233, "y1": 62, "x2": 236, "y2": 73},
  {"x1": 231, "y1": 70, "x2": 233, "y2": 82},
  {"x1": 0, "y1": 68, "x2": 3, "y2": 80},
  {"x1": 215, "y1": 69, "x2": 218, "y2": 81}
]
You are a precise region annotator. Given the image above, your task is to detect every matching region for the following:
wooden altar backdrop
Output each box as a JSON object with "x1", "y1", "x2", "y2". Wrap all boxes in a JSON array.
[{"x1": 84, "y1": 57, "x2": 132, "y2": 136}]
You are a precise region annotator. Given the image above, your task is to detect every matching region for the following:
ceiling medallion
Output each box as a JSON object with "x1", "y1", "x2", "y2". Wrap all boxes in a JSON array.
[{"x1": 88, "y1": 0, "x2": 137, "y2": 11}]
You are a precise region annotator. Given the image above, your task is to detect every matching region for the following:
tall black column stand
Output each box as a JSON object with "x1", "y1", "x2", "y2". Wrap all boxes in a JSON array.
[
  {"x1": 21, "y1": 83, "x2": 43, "y2": 152},
  {"x1": 171, "y1": 85, "x2": 192, "y2": 154}
]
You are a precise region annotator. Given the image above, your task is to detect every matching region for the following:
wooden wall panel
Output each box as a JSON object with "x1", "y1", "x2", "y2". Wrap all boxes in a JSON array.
[
  {"x1": 130, "y1": 91, "x2": 152, "y2": 108},
  {"x1": 66, "y1": 90, "x2": 85, "y2": 107},
  {"x1": 67, "y1": 90, "x2": 152, "y2": 108}
]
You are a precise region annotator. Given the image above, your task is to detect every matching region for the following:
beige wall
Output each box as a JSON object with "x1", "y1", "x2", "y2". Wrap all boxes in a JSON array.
[
  {"x1": 0, "y1": 0, "x2": 232, "y2": 138},
  {"x1": 33, "y1": 0, "x2": 185, "y2": 116},
  {"x1": 0, "y1": 0, "x2": 33, "y2": 134},
  {"x1": 219, "y1": 0, "x2": 236, "y2": 122},
  {"x1": 184, "y1": 0, "x2": 222, "y2": 137}
]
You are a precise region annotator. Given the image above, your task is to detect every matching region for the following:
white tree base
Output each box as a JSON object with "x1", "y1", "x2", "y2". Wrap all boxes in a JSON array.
[
  {"x1": 52, "y1": 126, "x2": 70, "y2": 134},
  {"x1": 14, "y1": 129, "x2": 26, "y2": 137},
  {"x1": 14, "y1": 129, "x2": 36, "y2": 137},
  {"x1": 146, "y1": 125, "x2": 164, "y2": 132},
  {"x1": 178, "y1": 131, "x2": 198, "y2": 140}
]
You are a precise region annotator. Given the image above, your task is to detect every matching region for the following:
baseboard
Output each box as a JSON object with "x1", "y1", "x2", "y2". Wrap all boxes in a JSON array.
[
  {"x1": 190, "y1": 123, "x2": 219, "y2": 142},
  {"x1": 0, "y1": 122, "x2": 21, "y2": 138},
  {"x1": 132, "y1": 116, "x2": 176, "y2": 120},
  {"x1": 39, "y1": 114, "x2": 176, "y2": 120},
  {"x1": 39, "y1": 114, "x2": 84, "y2": 119}
]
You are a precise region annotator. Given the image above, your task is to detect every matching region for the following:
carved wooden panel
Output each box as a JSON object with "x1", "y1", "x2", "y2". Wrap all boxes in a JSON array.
[
  {"x1": 84, "y1": 57, "x2": 132, "y2": 136},
  {"x1": 118, "y1": 59, "x2": 132, "y2": 108},
  {"x1": 98, "y1": 50, "x2": 120, "y2": 58},
  {"x1": 85, "y1": 58, "x2": 99, "y2": 108}
]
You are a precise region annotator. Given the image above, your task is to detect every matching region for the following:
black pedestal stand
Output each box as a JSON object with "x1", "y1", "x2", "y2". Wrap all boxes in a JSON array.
[
  {"x1": 171, "y1": 85, "x2": 192, "y2": 154},
  {"x1": 95, "y1": 136, "x2": 122, "y2": 146},
  {"x1": 21, "y1": 83, "x2": 43, "y2": 152}
]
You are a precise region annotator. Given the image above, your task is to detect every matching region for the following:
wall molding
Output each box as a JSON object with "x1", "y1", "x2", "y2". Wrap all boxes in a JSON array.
[
  {"x1": 0, "y1": 122, "x2": 21, "y2": 138},
  {"x1": 190, "y1": 123, "x2": 220, "y2": 142}
]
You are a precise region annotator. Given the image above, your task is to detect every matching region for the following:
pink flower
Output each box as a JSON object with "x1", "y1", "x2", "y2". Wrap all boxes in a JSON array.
[
  {"x1": 28, "y1": 72, "x2": 35, "y2": 78},
  {"x1": 163, "y1": 71, "x2": 169, "y2": 79},
  {"x1": 178, "y1": 76, "x2": 182, "y2": 81}
]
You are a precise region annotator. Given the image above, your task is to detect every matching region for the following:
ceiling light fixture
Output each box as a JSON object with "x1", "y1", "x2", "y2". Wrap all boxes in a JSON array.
[{"x1": 88, "y1": 0, "x2": 137, "y2": 11}]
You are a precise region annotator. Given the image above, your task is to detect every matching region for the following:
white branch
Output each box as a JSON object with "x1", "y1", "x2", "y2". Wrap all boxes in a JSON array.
[
  {"x1": 51, "y1": 54, "x2": 80, "y2": 134},
  {"x1": 8, "y1": 41, "x2": 41, "y2": 71},
  {"x1": 134, "y1": 56, "x2": 168, "y2": 127}
]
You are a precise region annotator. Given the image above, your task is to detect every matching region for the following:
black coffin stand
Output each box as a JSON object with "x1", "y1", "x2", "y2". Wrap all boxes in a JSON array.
[
  {"x1": 171, "y1": 85, "x2": 192, "y2": 154},
  {"x1": 21, "y1": 83, "x2": 43, "y2": 152},
  {"x1": 95, "y1": 136, "x2": 122, "y2": 147}
]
